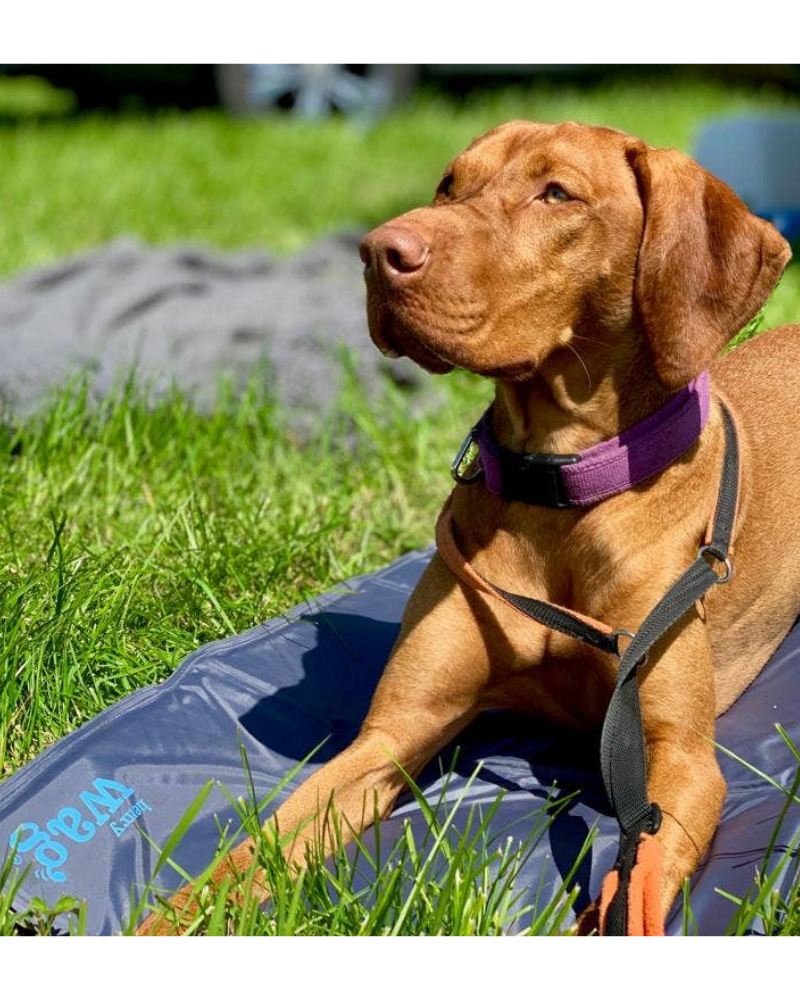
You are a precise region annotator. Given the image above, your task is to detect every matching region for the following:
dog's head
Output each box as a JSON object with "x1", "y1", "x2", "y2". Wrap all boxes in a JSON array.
[{"x1": 360, "y1": 120, "x2": 792, "y2": 389}]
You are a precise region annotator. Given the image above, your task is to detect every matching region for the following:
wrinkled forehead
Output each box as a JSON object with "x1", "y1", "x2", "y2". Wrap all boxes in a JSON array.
[{"x1": 453, "y1": 120, "x2": 633, "y2": 191}]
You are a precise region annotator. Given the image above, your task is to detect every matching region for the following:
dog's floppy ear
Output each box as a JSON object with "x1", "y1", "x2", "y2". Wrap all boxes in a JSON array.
[{"x1": 625, "y1": 141, "x2": 792, "y2": 389}]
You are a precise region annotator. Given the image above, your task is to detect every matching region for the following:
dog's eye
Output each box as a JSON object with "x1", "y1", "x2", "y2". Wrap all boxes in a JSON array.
[
  {"x1": 541, "y1": 184, "x2": 570, "y2": 205},
  {"x1": 436, "y1": 173, "x2": 455, "y2": 200}
]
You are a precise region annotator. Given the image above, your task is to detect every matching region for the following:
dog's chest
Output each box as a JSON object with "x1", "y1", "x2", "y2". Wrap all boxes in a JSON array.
[{"x1": 484, "y1": 632, "x2": 618, "y2": 730}]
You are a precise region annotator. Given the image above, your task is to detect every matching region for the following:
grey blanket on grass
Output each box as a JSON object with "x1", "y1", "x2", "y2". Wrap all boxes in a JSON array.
[{"x1": 0, "y1": 235, "x2": 430, "y2": 429}]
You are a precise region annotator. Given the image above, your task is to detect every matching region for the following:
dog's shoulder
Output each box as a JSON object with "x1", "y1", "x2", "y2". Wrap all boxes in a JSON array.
[{"x1": 713, "y1": 324, "x2": 800, "y2": 398}]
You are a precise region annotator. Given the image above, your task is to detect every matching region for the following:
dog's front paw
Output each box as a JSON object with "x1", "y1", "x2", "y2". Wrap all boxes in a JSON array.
[
  {"x1": 135, "y1": 885, "x2": 200, "y2": 936},
  {"x1": 135, "y1": 851, "x2": 269, "y2": 936},
  {"x1": 573, "y1": 899, "x2": 600, "y2": 936}
]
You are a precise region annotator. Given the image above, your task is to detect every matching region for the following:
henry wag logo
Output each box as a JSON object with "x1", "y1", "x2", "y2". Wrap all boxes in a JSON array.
[{"x1": 8, "y1": 777, "x2": 154, "y2": 884}]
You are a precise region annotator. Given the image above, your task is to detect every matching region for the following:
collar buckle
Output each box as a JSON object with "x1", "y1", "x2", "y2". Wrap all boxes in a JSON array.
[{"x1": 495, "y1": 449, "x2": 580, "y2": 508}]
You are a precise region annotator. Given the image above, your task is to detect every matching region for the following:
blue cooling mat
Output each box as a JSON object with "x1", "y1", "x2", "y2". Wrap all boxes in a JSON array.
[{"x1": 1, "y1": 547, "x2": 799, "y2": 935}]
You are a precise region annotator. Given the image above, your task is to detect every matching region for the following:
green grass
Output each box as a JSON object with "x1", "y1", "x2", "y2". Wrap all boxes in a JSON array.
[
  {"x1": 2, "y1": 68, "x2": 800, "y2": 282},
  {"x1": 2, "y1": 68, "x2": 800, "y2": 934},
  {"x1": 0, "y1": 366, "x2": 488, "y2": 775}
]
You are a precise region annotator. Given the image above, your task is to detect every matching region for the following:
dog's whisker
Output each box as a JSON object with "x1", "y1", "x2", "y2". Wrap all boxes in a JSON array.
[
  {"x1": 564, "y1": 341, "x2": 593, "y2": 390},
  {"x1": 571, "y1": 334, "x2": 607, "y2": 348}
]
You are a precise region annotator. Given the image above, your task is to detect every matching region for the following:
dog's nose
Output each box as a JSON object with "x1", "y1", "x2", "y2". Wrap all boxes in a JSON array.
[{"x1": 360, "y1": 225, "x2": 430, "y2": 282}]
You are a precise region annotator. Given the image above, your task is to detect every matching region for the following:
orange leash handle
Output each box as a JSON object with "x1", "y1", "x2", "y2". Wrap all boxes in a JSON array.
[{"x1": 599, "y1": 832, "x2": 665, "y2": 936}]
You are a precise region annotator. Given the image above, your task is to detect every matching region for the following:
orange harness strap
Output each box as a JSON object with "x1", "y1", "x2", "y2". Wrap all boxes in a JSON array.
[{"x1": 435, "y1": 494, "x2": 617, "y2": 640}]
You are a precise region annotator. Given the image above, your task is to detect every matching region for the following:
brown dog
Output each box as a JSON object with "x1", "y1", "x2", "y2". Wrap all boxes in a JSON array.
[{"x1": 139, "y1": 120, "x2": 796, "y2": 935}]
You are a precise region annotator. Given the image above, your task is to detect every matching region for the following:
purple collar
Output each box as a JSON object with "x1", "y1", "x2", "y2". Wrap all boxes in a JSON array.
[{"x1": 451, "y1": 371, "x2": 711, "y2": 508}]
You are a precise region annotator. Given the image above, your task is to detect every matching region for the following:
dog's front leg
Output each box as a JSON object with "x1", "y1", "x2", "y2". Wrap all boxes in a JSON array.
[
  {"x1": 137, "y1": 554, "x2": 500, "y2": 934},
  {"x1": 577, "y1": 610, "x2": 725, "y2": 936},
  {"x1": 576, "y1": 611, "x2": 723, "y2": 936},
  {"x1": 637, "y1": 615, "x2": 726, "y2": 918}
]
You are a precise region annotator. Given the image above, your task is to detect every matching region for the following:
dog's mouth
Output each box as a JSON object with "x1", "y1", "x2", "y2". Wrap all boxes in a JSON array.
[
  {"x1": 365, "y1": 289, "x2": 456, "y2": 375},
  {"x1": 366, "y1": 287, "x2": 547, "y2": 383}
]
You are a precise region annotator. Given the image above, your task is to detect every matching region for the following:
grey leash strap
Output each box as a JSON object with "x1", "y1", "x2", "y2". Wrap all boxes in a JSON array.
[{"x1": 599, "y1": 405, "x2": 739, "y2": 934}]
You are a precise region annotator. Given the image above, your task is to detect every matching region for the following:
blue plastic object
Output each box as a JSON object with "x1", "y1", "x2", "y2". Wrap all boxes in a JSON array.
[
  {"x1": 1, "y1": 547, "x2": 799, "y2": 935},
  {"x1": 694, "y1": 116, "x2": 800, "y2": 244}
]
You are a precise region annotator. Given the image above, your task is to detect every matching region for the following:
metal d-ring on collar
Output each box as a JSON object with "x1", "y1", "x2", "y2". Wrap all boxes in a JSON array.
[
  {"x1": 450, "y1": 426, "x2": 484, "y2": 484},
  {"x1": 449, "y1": 419, "x2": 580, "y2": 507}
]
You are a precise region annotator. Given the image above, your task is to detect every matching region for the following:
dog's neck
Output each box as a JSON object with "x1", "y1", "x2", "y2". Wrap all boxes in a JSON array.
[{"x1": 493, "y1": 339, "x2": 674, "y2": 455}]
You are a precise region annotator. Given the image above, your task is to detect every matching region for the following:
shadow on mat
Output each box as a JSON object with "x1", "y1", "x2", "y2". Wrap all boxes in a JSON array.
[
  {"x1": 237, "y1": 610, "x2": 612, "y2": 913},
  {"x1": 238, "y1": 610, "x2": 401, "y2": 763}
]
